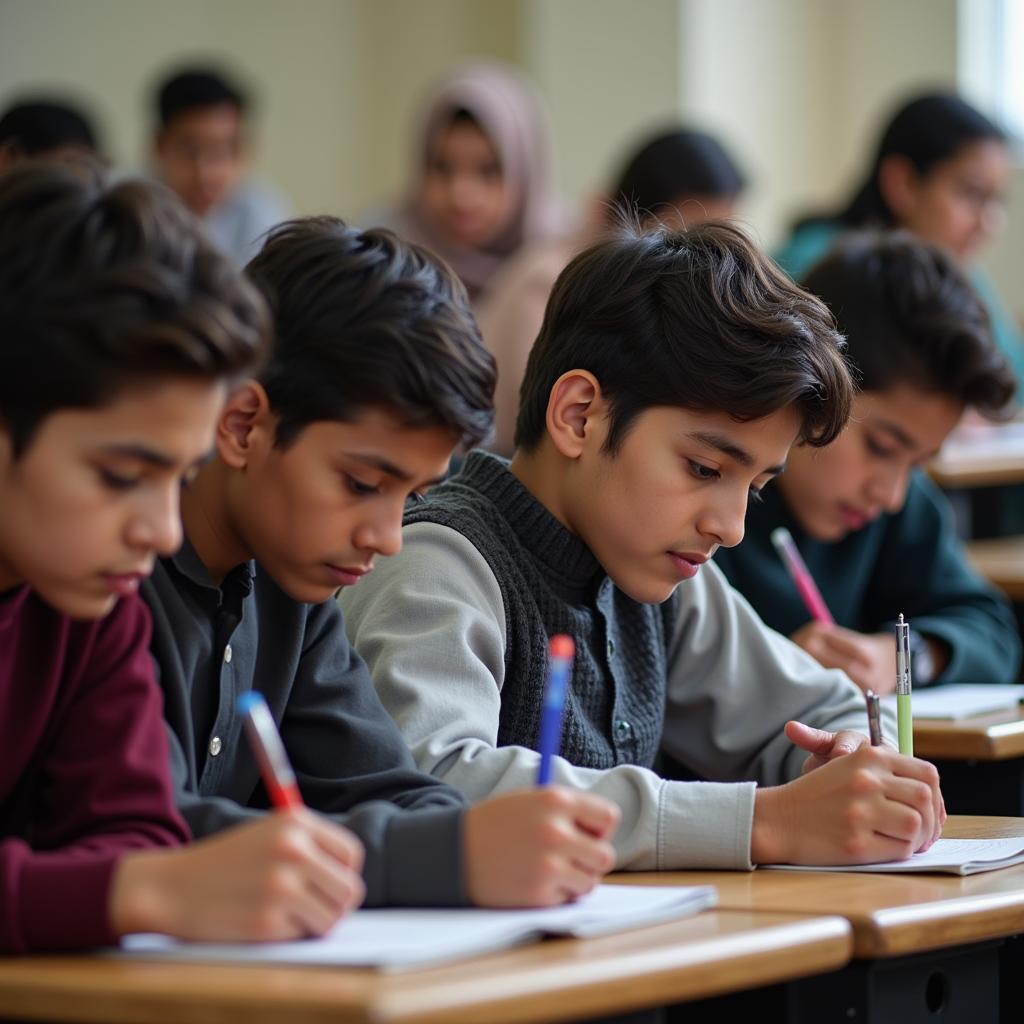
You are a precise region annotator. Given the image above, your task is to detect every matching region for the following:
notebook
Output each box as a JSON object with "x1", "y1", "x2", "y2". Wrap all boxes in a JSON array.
[
  {"x1": 764, "y1": 837, "x2": 1024, "y2": 876},
  {"x1": 881, "y1": 684, "x2": 1024, "y2": 720},
  {"x1": 117, "y1": 883, "x2": 718, "y2": 971}
]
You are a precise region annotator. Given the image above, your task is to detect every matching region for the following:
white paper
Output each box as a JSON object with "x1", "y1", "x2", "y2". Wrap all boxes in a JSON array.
[
  {"x1": 764, "y1": 837, "x2": 1024, "y2": 876},
  {"x1": 881, "y1": 684, "x2": 1024, "y2": 720},
  {"x1": 117, "y1": 883, "x2": 718, "y2": 971}
]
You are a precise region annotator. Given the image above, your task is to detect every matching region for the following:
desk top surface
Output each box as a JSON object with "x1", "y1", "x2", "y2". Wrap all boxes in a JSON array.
[
  {"x1": 618, "y1": 816, "x2": 1024, "y2": 959},
  {"x1": 929, "y1": 419, "x2": 1024, "y2": 488},
  {"x1": 914, "y1": 706, "x2": 1024, "y2": 760},
  {"x1": 0, "y1": 908, "x2": 852, "y2": 1024}
]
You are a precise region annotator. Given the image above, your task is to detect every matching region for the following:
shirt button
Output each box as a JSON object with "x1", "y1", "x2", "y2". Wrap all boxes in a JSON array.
[
  {"x1": 209, "y1": 736, "x2": 222, "y2": 757},
  {"x1": 614, "y1": 719, "x2": 632, "y2": 739},
  {"x1": 607, "y1": 638, "x2": 616, "y2": 658},
  {"x1": 223, "y1": 644, "x2": 233, "y2": 664}
]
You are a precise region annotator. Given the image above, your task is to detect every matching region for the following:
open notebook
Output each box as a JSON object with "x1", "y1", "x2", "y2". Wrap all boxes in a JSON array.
[
  {"x1": 764, "y1": 837, "x2": 1024, "y2": 876},
  {"x1": 881, "y1": 684, "x2": 1024, "y2": 721},
  {"x1": 117, "y1": 883, "x2": 717, "y2": 971}
]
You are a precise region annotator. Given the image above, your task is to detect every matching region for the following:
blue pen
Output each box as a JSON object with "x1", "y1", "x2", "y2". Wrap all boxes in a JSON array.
[{"x1": 536, "y1": 634, "x2": 575, "y2": 785}]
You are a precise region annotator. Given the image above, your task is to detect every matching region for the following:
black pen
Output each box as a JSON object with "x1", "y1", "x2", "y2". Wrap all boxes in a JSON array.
[{"x1": 865, "y1": 688, "x2": 882, "y2": 746}]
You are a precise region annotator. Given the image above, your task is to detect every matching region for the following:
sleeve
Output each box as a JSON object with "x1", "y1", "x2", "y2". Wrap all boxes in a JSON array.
[
  {"x1": 864, "y1": 474, "x2": 1021, "y2": 684},
  {"x1": 0, "y1": 597, "x2": 189, "y2": 953},
  {"x1": 341, "y1": 523, "x2": 822, "y2": 872}
]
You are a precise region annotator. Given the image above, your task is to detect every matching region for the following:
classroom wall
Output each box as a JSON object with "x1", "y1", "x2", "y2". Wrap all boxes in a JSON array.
[{"x1": 0, "y1": 0, "x2": 1018, "y2": 315}]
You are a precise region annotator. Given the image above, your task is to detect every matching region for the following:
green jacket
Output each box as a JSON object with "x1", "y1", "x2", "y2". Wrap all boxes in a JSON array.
[{"x1": 714, "y1": 472, "x2": 1021, "y2": 684}]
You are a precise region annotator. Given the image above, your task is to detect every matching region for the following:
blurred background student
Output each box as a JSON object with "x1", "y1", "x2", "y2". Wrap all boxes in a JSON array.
[
  {"x1": 775, "y1": 92, "x2": 1023, "y2": 388},
  {"x1": 152, "y1": 66, "x2": 290, "y2": 265},
  {"x1": 0, "y1": 98, "x2": 100, "y2": 169},
  {"x1": 477, "y1": 126, "x2": 745, "y2": 455},
  {"x1": 362, "y1": 61, "x2": 565, "y2": 307}
]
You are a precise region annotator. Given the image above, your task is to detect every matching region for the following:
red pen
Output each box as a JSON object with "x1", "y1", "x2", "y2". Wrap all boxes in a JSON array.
[{"x1": 237, "y1": 691, "x2": 303, "y2": 809}]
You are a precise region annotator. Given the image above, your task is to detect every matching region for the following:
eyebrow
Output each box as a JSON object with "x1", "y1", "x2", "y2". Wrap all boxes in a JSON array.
[
  {"x1": 686, "y1": 430, "x2": 786, "y2": 476},
  {"x1": 348, "y1": 451, "x2": 447, "y2": 488},
  {"x1": 874, "y1": 419, "x2": 920, "y2": 452},
  {"x1": 98, "y1": 443, "x2": 177, "y2": 468}
]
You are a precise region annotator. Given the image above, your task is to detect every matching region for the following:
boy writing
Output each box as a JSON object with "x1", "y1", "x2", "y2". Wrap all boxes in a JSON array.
[
  {"x1": 0, "y1": 163, "x2": 362, "y2": 952},
  {"x1": 714, "y1": 231, "x2": 1019, "y2": 692},
  {"x1": 343, "y1": 221, "x2": 945, "y2": 870},
  {"x1": 142, "y1": 215, "x2": 618, "y2": 908}
]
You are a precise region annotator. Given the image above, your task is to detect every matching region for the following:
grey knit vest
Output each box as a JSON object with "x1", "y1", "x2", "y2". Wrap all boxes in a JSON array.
[{"x1": 404, "y1": 451, "x2": 678, "y2": 769}]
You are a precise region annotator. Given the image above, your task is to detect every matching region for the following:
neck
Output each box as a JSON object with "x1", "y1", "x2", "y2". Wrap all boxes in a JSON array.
[
  {"x1": 180, "y1": 459, "x2": 252, "y2": 585},
  {"x1": 508, "y1": 441, "x2": 577, "y2": 535}
]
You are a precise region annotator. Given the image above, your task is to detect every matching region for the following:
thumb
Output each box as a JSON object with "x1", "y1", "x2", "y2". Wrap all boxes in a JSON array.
[{"x1": 784, "y1": 719, "x2": 836, "y2": 754}]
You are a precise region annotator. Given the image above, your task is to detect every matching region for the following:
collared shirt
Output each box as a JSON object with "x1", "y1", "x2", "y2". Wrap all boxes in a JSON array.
[{"x1": 142, "y1": 537, "x2": 467, "y2": 907}]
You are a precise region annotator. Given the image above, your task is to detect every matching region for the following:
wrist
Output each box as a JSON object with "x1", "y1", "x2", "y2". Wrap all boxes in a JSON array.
[
  {"x1": 751, "y1": 786, "x2": 790, "y2": 864},
  {"x1": 108, "y1": 849, "x2": 174, "y2": 937}
]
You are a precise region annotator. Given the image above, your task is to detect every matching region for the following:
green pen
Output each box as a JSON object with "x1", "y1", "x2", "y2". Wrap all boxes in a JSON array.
[{"x1": 896, "y1": 613, "x2": 913, "y2": 756}]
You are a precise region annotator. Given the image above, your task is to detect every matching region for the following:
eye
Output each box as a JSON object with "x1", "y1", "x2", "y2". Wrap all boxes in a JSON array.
[
  {"x1": 865, "y1": 436, "x2": 896, "y2": 459},
  {"x1": 98, "y1": 468, "x2": 139, "y2": 492},
  {"x1": 748, "y1": 487, "x2": 765, "y2": 505},
  {"x1": 687, "y1": 460, "x2": 720, "y2": 482},
  {"x1": 345, "y1": 474, "x2": 379, "y2": 497}
]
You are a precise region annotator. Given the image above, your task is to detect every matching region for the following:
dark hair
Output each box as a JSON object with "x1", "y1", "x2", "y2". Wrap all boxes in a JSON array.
[
  {"x1": 610, "y1": 127, "x2": 744, "y2": 221},
  {"x1": 156, "y1": 68, "x2": 246, "y2": 129},
  {"x1": 0, "y1": 100, "x2": 98, "y2": 156},
  {"x1": 244, "y1": 216, "x2": 496, "y2": 449},
  {"x1": 803, "y1": 231, "x2": 1016, "y2": 417},
  {"x1": 0, "y1": 160, "x2": 269, "y2": 456},
  {"x1": 798, "y1": 93, "x2": 1005, "y2": 231},
  {"x1": 515, "y1": 220, "x2": 852, "y2": 453}
]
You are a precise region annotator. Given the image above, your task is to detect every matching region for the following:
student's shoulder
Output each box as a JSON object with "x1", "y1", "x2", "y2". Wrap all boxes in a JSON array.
[{"x1": 773, "y1": 221, "x2": 841, "y2": 280}]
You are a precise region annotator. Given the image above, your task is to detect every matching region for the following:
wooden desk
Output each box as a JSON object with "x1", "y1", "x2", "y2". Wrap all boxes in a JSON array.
[
  {"x1": 618, "y1": 816, "x2": 1024, "y2": 1023},
  {"x1": 0, "y1": 910, "x2": 852, "y2": 1024},
  {"x1": 915, "y1": 708, "x2": 1024, "y2": 815},
  {"x1": 966, "y1": 536, "x2": 1024, "y2": 600},
  {"x1": 929, "y1": 421, "x2": 1024, "y2": 490}
]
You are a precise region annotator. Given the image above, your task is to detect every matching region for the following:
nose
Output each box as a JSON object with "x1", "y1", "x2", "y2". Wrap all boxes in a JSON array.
[
  {"x1": 353, "y1": 508, "x2": 403, "y2": 559},
  {"x1": 696, "y1": 490, "x2": 747, "y2": 550},
  {"x1": 868, "y1": 464, "x2": 909, "y2": 514},
  {"x1": 126, "y1": 484, "x2": 182, "y2": 557}
]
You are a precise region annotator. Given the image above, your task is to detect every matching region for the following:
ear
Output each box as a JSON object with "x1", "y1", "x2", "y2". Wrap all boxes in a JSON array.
[
  {"x1": 545, "y1": 370, "x2": 607, "y2": 460},
  {"x1": 217, "y1": 380, "x2": 274, "y2": 469},
  {"x1": 877, "y1": 154, "x2": 920, "y2": 221}
]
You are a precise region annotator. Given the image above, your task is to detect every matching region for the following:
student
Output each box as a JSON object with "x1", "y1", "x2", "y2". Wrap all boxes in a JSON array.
[
  {"x1": 715, "y1": 232, "x2": 1020, "y2": 692},
  {"x1": 342, "y1": 220, "x2": 945, "y2": 871},
  {"x1": 478, "y1": 126, "x2": 746, "y2": 454},
  {"x1": 0, "y1": 162, "x2": 364, "y2": 953},
  {"x1": 152, "y1": 67, "x2": 289, "y2": 265},
  {"x1": 363, "y1": 61, "x2": 565, "y2": 304},
  {"x1": 0, "y1": 98, "x2": 100, "y2": 169},
  {"x1": 141, "y1": 215, "x2": 619, "y2": 909},
  {"x1": 775, "y1": 93, "x2": 1023, "y2": 386}
]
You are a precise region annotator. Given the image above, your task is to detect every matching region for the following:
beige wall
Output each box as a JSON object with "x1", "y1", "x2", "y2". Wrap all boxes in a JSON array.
[{"x1": 0, "y1": 0, "x2": 1018, "y2": 315}]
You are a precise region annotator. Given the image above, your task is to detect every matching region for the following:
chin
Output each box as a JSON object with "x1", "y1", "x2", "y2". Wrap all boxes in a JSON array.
[
  {"x1": 40, "y1": 585, "x2": 117, "y2": 621},
  {"x1": 614, "y1": 575, "x2": 680, "y2": 606}
]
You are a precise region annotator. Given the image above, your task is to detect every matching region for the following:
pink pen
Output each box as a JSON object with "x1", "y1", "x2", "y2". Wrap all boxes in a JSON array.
[{"x1": 770, "y1": 526, "x2": 835, "y2": 626}]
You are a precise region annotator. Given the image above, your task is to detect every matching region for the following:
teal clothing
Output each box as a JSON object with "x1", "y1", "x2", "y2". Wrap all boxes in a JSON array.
[
  {"x1": 713, "y1": 472, "x2": 1021, "y2": 684},
  {"x1": 774, "y1": 221, "x2": 1024, "y2": 389}
]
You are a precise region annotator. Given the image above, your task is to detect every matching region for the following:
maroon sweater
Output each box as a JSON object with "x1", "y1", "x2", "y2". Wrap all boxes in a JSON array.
[{"x1": 0, "y1": 585, "x2": 189, "y2": 952}]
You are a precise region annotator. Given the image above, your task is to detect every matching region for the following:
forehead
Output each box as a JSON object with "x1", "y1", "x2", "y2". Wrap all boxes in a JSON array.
[
  {"x1": 163, "y1": 104, "x2": 242, "y2": 143},
  {"x1": 937, "y1": 138, "x2": 1008, "y2": 181},
  {"x1": 854, "y1": 386, "x2": 964, "y2": 449}
]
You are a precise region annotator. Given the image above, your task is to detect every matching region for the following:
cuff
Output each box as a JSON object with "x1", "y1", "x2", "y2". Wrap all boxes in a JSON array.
[
  {"x1": 657, "y1": 780, "x2": 756, "y2": 870},
  {"x1": 381, "y1": 806, "x2": 467, "y2": 907}
]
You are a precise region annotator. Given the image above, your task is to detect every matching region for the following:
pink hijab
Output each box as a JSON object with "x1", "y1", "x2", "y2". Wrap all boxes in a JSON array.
[{"x1": 397, "y1": 62, "x2": 565, "y2": 302}]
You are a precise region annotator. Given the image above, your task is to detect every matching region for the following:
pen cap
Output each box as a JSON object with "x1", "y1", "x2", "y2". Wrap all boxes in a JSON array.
[{"x1": 549, "y1": 634, "x2": 575, "y2": 661}]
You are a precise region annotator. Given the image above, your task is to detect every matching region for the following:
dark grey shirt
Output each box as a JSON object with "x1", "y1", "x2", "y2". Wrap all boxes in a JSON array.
[{"x1": 142, "y1": 538, "x2": 467, "y2": 907}]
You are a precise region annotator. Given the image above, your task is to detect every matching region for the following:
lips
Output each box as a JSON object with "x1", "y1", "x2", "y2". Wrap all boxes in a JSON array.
[
  {"x1": 838, "y1": 505, "x2": 877, "y2": 531},
  {"x1": 668, "y1": 551, "x2": 710, "y2": 580},
  {"x1": 101, "y1": 569, "x2": 149, "y2": 596},
  {"x1": 326, "y1": 564, "x2": 373, "y2": 587}
]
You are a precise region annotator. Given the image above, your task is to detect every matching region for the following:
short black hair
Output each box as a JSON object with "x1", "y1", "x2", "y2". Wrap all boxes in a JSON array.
[
  {"x1": 515, "y1": 220, "x2": 852, "y2": 453},
  {"x1": 0, "y1": 100, "x2": 98, "y2": 156},
  {"x1": 0, "y1": 160, "x2": 269, "y2": 456},
  {"x1": 245, "y1": 217, "x2": 496, "y2": 450},
  {"x1": 156, "y1": 68, "x2": 246, "y2": 129},
  {"x1": 610, "y1": 127, "x2": 744, "y2": 218},
  {"x1": 803, "y1": 231, "x2": 1016, "y2": 417}
]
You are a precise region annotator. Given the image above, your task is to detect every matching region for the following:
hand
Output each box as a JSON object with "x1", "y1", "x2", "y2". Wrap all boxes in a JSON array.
[
  {"x1": 791, "y1": 622, "x2": 897, "y2": 695},
  {"x1": 464, "y1": 787, "x2": 619, "y2": 907},
  {"x1": 110, "y1": 809, "x2": 365, "y2": 941},
  {"x1": 784, "y1": 720, "x2": 868, "y2": 774},
  {"x1": 751, "y1": 745, "x2": 945, "y2": 865}
]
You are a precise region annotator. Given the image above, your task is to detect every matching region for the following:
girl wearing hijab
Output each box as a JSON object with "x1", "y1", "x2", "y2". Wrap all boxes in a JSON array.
[
  {"x1": 776, "y1": 92, "x2": 1022, "y2": 386},
  {"x1": 476, "y1": 126, "x2": 746, "y2": 455},
  {"x1": 369, "y1": 62, "x2": 564, "y2": 305}
]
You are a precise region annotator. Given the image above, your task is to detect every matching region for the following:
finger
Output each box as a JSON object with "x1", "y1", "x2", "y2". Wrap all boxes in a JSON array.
[
  {"x1": 306, "y1": 814, "x2": 366, "y2": 874},
  {"x1": 569, "y1": 792, "x2": 621, "y2": 839},
  {"x1": 552, "y1": 861, "x2": 605, "y2": 902},
  {"x1": 877, "y1": 776, "x2": 935, "y2": 847},
  {"x1": 564, "y1": 834, "x2": 617, "y2": 877},
  {"x1": 829, "y1": 730, "x2": 867, "y2": 757},
  {"x1": 298, "y1": 840, "x2": 367, "y2": 917},
  {"x1": 820, "y1": 629, "x2": 873, "y2": 667},
  {"x1": 784, "y1": 720, "x2": 836, "y2": 754}
]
